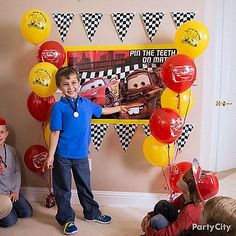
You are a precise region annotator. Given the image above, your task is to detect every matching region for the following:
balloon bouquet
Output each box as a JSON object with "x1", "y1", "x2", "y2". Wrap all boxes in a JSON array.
[
  {"x1": 142, "y1": 20, "x2": 209, "y2": 195},
  {"x1": 20, "y1": 8, "x2": 66, "y2": 207}
]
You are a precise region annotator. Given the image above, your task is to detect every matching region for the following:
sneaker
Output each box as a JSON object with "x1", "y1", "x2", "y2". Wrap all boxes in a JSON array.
[
  {"x1": 63, "y1": 222, "x2": 78, "y2": 235},
  {"x1": 84, "y1": 213, "x2": 112, "y2": 224}
]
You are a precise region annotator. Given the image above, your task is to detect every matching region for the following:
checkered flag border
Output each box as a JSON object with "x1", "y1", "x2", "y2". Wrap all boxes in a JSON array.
[
  {"x1": 142, "y1": 12, "x2": 165, "y2": 41},
  {"x1": 176, "y1": 123, "x2": 194, "y2": 152},
  {"x1": 78, "y1": 63, "x2": 157, "y2": 85},
  {"x1": 142, "y1": 124, "x2": 151, "y2": 137},
  {"x1": 91, "y1": 124, "x2": 108, "y2": 151},
  {"x1": 112, "y1": 13, "x2": 135, "y2": 42},
  {"x1": 52, "y1": 13, "x2": 75, "y2": 42},
  {"x1": 170, "y1": 12, "x2": 196, "y2": 28},
  {"x1": 81, "y1": 13, "x2": 103, "y2": 42},
  {"x1": 114, "y1": 124, "x2": 138, "y2": 152}
]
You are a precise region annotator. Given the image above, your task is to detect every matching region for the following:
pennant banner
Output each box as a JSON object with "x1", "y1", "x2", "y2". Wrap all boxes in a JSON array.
[
  {"x1": 90, "y1": 123, "x2": 193, "y2": 152},
  {"x1": 80, "y1": 13, "x2": 103, "y2": 42},
  {"x1": 142, "y1": 12, "x2": 165, "y2": 41},
  {"x1": 112, "y1": 13, "x2": 135, "y2": 42},
  {"x1": 170, "y1": 12, "x2": 196, "y2": 28},
  {"x1": 52, "y1": 13, "x2": 75, "y2": 42},
  {"x1": 114, "y1": 124, "x2": 138, "y2": 151},
  {"x1": 176, "y1": 123, "x2": 194, "y2": 152},
  {"x1": 142, "y1": 124, "x2": 151, "y2": 137},
  {"x1": 91, "y1": 124, "x2": 108, "y2": 151}
]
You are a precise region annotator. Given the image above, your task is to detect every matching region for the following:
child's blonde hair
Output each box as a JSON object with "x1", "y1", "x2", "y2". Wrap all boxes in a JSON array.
[
  {"x1": 203, "y1": 196, "x2": 236, "y2": 229},
  {"x1": 182, "y1": 168, "x2": 203, "y2": 204}
]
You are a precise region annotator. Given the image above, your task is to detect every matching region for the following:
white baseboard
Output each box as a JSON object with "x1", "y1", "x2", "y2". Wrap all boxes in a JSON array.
[{"x1": 21, "y1": 186, "x2": 169, "y2": 208}]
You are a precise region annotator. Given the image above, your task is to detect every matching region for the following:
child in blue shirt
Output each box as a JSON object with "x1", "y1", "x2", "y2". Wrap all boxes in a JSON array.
[{"x1": 43, "y1": 66, "x2": 128, "y2": 235}]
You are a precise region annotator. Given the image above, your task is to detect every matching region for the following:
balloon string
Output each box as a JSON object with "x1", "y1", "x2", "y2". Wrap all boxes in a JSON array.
[
  {"x1": 177, "y1": 93, "x2": 180, "y2": 114},
  {"x1": 41, "y1": 170, "x2": 53, "y2": 194},
  {"x1": 183, "y1": 89, "x2": 192, "y2": 125},
  {"x1": 162, "y1": 167, "x2": 171, "y2": 194},
  {"x1": 162, "y1": 145, "x2": 172, "y2": 194}
]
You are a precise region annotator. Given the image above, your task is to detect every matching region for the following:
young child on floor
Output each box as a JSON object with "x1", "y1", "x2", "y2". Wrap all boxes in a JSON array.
[
  {"x1": 43, "y1": 66, "x2": 128, "y2": 235},
  {"x1": 141, "y1": 158, "x2": 219, "y2": 236},
  {"x1": 0, "y1": 116, "x2": 33, "y2": 228}
]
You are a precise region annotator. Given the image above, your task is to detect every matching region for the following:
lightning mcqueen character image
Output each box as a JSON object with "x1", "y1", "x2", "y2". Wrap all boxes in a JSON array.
[
  {"x1": 79, "y1": 78, "x2": 119, "y2": 107},
  {"x1": 119, "y1": 69, "x2": 164, "y2": 119}
]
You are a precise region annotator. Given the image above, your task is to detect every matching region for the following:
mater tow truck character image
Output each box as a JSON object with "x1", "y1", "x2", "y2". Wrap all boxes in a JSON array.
[
  {"x1": 119, "y1": 69, "x2": 164, "y2": 119},
  {"x1": 79, "y1": 77, "x2": 120, "y2": 107}
]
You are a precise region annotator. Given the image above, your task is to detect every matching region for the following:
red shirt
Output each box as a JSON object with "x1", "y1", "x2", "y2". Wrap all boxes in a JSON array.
[{"x1": 147, "y1": 195, "x2": 203, "y2": 236}]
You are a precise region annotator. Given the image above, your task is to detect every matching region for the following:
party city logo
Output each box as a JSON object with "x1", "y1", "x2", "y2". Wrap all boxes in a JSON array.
[{"x1": 192, "y1": 223, "x2": 232, "y2": 233}]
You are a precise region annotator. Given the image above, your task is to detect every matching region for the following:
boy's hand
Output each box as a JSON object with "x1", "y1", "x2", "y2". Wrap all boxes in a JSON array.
[
  {"x1": 10, "y1": 192, "x2": 19, "y2": 202},
  {"x1": 120, "y1": 105, "x2": 129, "y2": 114},
  {"x1": 141, "y1": 214, "x2": 150, "y2": 232},
  {"x1": 42, "y1": 156, "x2": 54, "y2": 172}
]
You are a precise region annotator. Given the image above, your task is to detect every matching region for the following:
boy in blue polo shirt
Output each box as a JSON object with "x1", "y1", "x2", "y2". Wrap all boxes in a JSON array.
[{"x1": 43, "y1": 66, "x2": 128, "y2": 235}]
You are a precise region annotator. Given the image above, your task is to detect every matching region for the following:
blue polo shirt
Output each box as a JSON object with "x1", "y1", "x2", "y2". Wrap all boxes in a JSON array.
[{"x1": 50, "y1": 96, "x2": 102, "y2": 159}]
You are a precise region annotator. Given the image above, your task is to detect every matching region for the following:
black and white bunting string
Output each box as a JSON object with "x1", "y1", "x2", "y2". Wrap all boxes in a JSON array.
[
  {"x1": 51, "y1": 11, "x2": 197, "y2": 42},
  {"x1": 90, "y1": 123, "x2": 193, "y2": 152},
  {"x1": 114, "y1": 124, "x2": 138, "y2": 152},
  {"x1": 176, "y1": 123, "x2": 194, "y2": 152},
  {"x1": 91, "y1": 124, "x2": 108, "y2": 151},
  {"x1": 111, "y1": 13, "x2": 135, "y2": 42},
  {"x1": 52, "y1": 13, "x2": 75, "y2": 42},
  {"x1": 170, "y1": 11, "x2": 196, "y2": 28},
  {"x1": 142, "y1": 12, "x2": 165, "y2": 41},
  {"x1": 142, "y1": 124, "x2": 151, "y2": 137},
  {"x1": 80, "y1": 13, "x2": 103, "y2": 42}
]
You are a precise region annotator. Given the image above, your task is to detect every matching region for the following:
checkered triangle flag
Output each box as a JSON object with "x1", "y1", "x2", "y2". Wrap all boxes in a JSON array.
[
  {"x1": 142, "y1": 124, "x2": 151, "y2": 137},
  {"x1": 91, "y1": 124, "x2": 108, "y2": 151},
  {"x1": 80, "y1": 13, "x2": 103, "y2": 42},
  {"x1": 176, "y1": 123, "x2": 194, "y2": 152},
  {"x1": 52, "y1": 13, "x2": 75, "y2": 42},
  {"x1": 170, "y1": 12, "x2": 196, "y2": 28},
  {"x1": 142, "y1": 12, "x2": 165, "y2": 41},
  {"x1": 114, "y1": 124, "x2": 137, "y2": 151},
  {"x1": 112, "y1": 13, "x2": 135, "y2": 42}
]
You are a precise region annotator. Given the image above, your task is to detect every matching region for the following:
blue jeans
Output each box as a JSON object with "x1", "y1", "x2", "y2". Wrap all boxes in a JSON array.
[
  {"x1": 0, "y1": 193, "x2": 33, "y2": 228},
  {"x1": 53, "y1": 156, "x2": 101, "y2": 226}
]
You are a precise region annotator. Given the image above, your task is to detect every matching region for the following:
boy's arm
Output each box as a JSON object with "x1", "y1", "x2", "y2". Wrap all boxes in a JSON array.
[
  {"x1": 43, "y1": 131, "x2": 60, "y2": 171},
  {"x1": 101, "y1": 105, "x2": 128, "y2": 115}
]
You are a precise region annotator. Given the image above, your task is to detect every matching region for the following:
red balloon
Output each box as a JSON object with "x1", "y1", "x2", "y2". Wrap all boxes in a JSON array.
[
  {"x1": 149, "y1": 108, "x2": 183, "y2": 144},
  {"x1": 27, "y1": 92, "x2": 55, "y2": 122},
  {"x1": 161, "y1": 54, "x2": 196, "y2": 93},
  {"x1": 38, "y1": 40, "x2": 66, "y2": 68},
  {"x1": 24, "y1": 145, "x2": 48, "y2": 174},
  {"x1": 169, "y1": 162, "x2": 192, "y2": 193}
]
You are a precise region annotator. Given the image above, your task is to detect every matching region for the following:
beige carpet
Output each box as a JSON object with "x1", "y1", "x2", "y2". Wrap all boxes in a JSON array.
[
  {"x1": 1, "y1": 169, "x2": 236, "y2": 236},
  {"x1": 0, "y1": 202, "x2": 148, "y2": 236}
]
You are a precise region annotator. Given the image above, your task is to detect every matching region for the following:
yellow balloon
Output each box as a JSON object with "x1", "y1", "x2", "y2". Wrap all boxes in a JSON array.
[
  {"x1": 20, "y1": 8, "x2": 51, "y2": 45},
  {"x1": 43, "y1": 122, "x2": 50, "y2": 147},
  {"x1": 174, "y1": 20, "x2": 209, "y2": 59},
  {"x1": 29, "y1": 62, "x2": 57, "y2": 98},
  {"x1": 161, "y1": 88, "x2": 194, "y2": 117},
  {"x1": 143, "y1": 135, "x2": 175, "y2": 167}
]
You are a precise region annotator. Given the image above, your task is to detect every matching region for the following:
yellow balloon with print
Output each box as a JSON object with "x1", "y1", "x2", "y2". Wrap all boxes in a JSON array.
[
  {"x1": 20, "y1": 8, "x2": 51, "y2": 45},
  {"x1": 143, "y1": 135, "x2": 175, "y2": 167},
  {"x1": 161, "y1": 88, "x2": 194, "y2": 117},
  {"x1": 174, "y1": 20, "x2": 209, "y2": 59},
  {"x1": 29, "y1": 62, "x2": 57, "y2": 98},
  {"x1": 43, "y1": 122, "x2": 50, "y2": 147}
]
